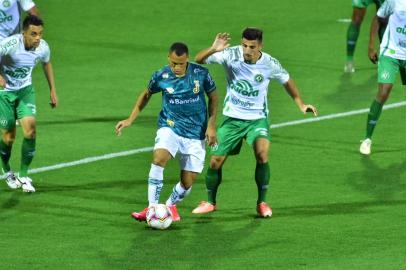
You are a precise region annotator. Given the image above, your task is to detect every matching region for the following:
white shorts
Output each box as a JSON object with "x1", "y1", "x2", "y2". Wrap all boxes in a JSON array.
[{"x1": 154, "y1": 127, "x2": 206, "y2": 173}]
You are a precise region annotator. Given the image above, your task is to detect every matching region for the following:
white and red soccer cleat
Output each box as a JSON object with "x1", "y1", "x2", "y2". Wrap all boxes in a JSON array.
[
  {"x1": 131, "y1": 207, "x2": 148, "y2": 221},
  {"x1": 256, "y1": 202, "x2": 272, "y2": 218},
  {"x1": 168, "y1": 205, "x2": 181, "y2": 222},
  {"x1": 192, "y1": 201, "x2": 217, "y2": 214}
]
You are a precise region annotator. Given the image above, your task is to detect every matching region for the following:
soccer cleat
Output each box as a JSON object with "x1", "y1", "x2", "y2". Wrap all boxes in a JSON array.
[
  {"x1": 192, "y1": 201, "x2": 216, "y2": 214},
  {"x1": 131, "y1": 207, "x2": 148, "y2": 221},
  {"x1": 256, "y1": 202, "x2": 272, "y2": 218},
  {"x1": 344, "y1": 61, "x2": 355, "y2": 73},
  {"x1": 18, "y1": 176, "x2": 36, "y2": 192},
  {"x1": 4, "y1": 171, "x2": 22, "y2": 189},
  {"x1": 168, "y1": 205, "x2": 181, "y2": 222},
  {"x1": 360, "y1": 138, "x2": 372, "y2": 155}
]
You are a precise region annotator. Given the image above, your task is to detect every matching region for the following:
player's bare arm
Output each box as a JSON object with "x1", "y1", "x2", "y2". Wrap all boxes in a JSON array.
[
  {"x1": 195, "y1": 32, "x2": 231, "y2": 63},
  {"x1": 0, "y1": 75, "x2": 6, "y2": 88},
  {"x1": 283, "y1": 79, "x2": 318, "y2": 116},
  {"x1": 115, "y1": 89, "x2": 152, "y2": 136},
  {"x1": 28, "y1": 6, "x2": 40, "y2": 17},
  {"x1": 205, "y1": 90, "x2": 219, "y2": 146},
  {"x1": 368, "y1": 16, "x2": 380, "y2": 64},
  {"x1": 42, "y1": 62, "x2": 58, "y2": 108}
]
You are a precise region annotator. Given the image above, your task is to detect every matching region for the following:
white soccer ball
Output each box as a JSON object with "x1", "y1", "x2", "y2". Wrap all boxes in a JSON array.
[{"x1": 146, "y1": 204, "x2": 173, "y2": 230}]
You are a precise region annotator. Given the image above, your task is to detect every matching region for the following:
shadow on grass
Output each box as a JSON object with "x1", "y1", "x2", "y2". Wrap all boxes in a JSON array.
[
  {"x1": 274, "y1": 199, "x2": 406, "y2": 218},
  {"x1": 347, "y1": 157, "x2": 406, "y2": 200}
]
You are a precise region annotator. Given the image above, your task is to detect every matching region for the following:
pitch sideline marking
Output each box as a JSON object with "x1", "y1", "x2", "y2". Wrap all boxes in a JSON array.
[{"x1": 1, "y1": 101, "x2": 406, "y2": 179}]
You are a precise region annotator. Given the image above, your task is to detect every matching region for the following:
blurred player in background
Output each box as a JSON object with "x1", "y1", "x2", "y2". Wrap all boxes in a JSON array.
[
  {"x1": 115, "y1": 42, "x2": 218, "y2": 222},
  {"x1": 192, "y1": 28, "x2": 317, "y2": 218},
  {"x1": 0, "y1": 0, "x2": 40, "y2": 39},
  {"x1": 0, "y1": 15, "x2": 58, "y2": 192},
  {"x1": 345, "y1": 0, "x2": 385, "y2": 73},
  {"x1": 360, "y1": 0, "x2": 406, "y2": 154}
]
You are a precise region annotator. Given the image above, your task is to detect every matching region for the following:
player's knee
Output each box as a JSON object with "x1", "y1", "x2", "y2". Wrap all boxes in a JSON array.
[
  {"x1": 255, "y1": 152, "x2": 268, "y2": 163},
  {"x1": 209, "y1": 157, "x2": 224, "y2": 170},
  {"x1": 24, "y1": 129, "x2": 36, "y2": 139},
  {"x1": 2, "y1": 132, "x2": 15, "y2": 145}
]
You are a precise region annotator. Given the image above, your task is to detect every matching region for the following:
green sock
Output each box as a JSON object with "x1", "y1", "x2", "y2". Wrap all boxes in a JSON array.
[
  {"x1": 366, "y1": 100, "x2": 383, "y2": 139},
  {"x1": 20, "y1": 138, "x2": 36, "y2": 177},
  {"x1": 0, "y1": 139, "x2": 12, "y2": 172},
  {"x1": 255, "y1": 162, "x2": 270, "y2": 205},
  {"x1": 206, "y1": 168, "x2": 222, "y2": 204},
  {"x1": 346, "y1": 23, "x2": 360, "y2": 61}
]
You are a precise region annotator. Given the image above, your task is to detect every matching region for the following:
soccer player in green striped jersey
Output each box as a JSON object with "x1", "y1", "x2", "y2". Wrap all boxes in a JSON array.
[{"x1": 192, "y1": 28, "x2": 317, "y2": 218}]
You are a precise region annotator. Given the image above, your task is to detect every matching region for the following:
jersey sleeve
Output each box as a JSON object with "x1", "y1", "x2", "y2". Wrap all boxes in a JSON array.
[
  {"x1": 147, "y1": 71, "x2": 162, "y2": 94},
  {"x1": 0, "y1": 35, "x2": 19, "y2": 56},
  {"x1": 377, "y1": 0, "x2": 395, "y2": 18},
  {"x1": 205, "y1": 51, "x2": 226, "y2": 65},
  {"x1": 18, "y1": 0, "x2": 36, "y2": 11},
  {"x1": 269, "y1": 57, "x2": 290, "y2": 84},
  {"x1": 203, "y1": 71, "x2": 216, "y2": 93},
  {"x1": 40, "y1": 40, "x2": 50, "y2": 63}
]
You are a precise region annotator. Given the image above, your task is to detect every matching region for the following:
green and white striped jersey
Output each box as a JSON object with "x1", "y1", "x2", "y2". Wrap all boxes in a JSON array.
[
  {"x1": 205, "y1": 45, "x2": 289, "y2": 120},
  {"x1": 378, "y1": 0, "x2": 406, "y2": 60},
  {"x1": 0, "y1": 0, "x2": 35, "y2": 38},
  {"x1": 0, "y1": 33, "x2": 50, "y2": 90}
]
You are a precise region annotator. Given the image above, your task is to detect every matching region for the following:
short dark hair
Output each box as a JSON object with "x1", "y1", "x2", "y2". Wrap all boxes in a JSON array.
[
  {"x1": 23, "y1": 15, "x2": 44, "y2": 30},
  {"x1": 242, "y1": 27, "x2": 263, "y2": 42},
  {"x1": 169, "y1": 42, "x2": 189, "y2": 56}
]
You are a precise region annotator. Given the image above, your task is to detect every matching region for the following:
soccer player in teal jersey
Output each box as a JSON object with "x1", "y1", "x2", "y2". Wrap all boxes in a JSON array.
[
  {"x1": 345, "y1": 0, "x2": 386, "y2": 73},
  {"x1": 115, "y1": 42, "x2": 218, "y2": 222},
  {"x1": 360, "y1": 0, "x2": 406, "y2": 154},
  {"x1": 191, "y1": 28, "x2": 317, "y2": 218}
]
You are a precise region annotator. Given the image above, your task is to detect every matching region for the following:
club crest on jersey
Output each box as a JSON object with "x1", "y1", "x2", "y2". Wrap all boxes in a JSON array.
[
  {"x1": 166, "y1": 87, "x2": 175, "y2": 94},
  {"x1": 166, "y1": 119, "x2": 175, "y2": 127},
  {"x1": 254, "y1": 74, "x2": 264, "y2": 83},
  {"x1": 2, "y1": 0, "x2": 10, "y2": 8},
  {"x1": 193, "y1": 80, "x2": 200, "y2": 94},
  {"x1": 162, "y1": 73, "x2": 169, "y2": 79}
]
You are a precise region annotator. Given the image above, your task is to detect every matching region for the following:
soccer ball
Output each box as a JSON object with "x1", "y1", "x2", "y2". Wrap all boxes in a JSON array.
[{"x1": 146, "y1": 204, "x2": 173, "y2": 230}]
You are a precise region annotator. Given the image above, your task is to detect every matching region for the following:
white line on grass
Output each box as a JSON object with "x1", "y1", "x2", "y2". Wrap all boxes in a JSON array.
[
  {"x1": 337, "y1": 18, "x2": 351, "y2": 23},
  {"x1": 1, "y1": 101, "x2": 406, "y2": 179}
]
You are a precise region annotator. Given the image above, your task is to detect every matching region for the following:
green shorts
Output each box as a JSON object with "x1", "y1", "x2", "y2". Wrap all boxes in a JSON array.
[
  {"x1": 352, "y1": 0, "x2": 383, "y2": 8},
  {"x1": 211, "y1": 116, "x2": 270, "y2": 156},
  {"x1": 0, "y1": 85, "x2": 36, "y2": 130},
  {"x1": 377, "y1": 55, "x2": 406, "y2": 85}
]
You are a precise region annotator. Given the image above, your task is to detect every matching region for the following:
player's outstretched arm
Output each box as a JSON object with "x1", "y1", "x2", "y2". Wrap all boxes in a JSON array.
[
  {"x1": 205, "y1": 90, "x2": 219, "y2": 146},
  {"x1": 195, "y1": 33, "x2": 231, "y2": 64},
  {"x1": 42, "y1": 62, "x2": 58, "y2": 108},
  {"x1": 115, "y1": 89, "x2": 152, "y2": 136},
  {"x1": 283, "y1": 79, "x2": 318, "y2": 116}
]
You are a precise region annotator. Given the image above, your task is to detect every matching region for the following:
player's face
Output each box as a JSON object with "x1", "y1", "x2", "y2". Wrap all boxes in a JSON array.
[
  {"x1": 23, "y1": 25, "x2": 43, "y2": 49},
  {"x1": 168, "y1": 52, "x2": 188, "y2": 76},
  {"x1": 242, "y1": 38, "x2": 263, "y2": 64}
]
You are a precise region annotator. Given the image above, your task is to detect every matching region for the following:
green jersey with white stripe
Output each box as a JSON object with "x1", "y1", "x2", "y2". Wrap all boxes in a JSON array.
[
  {"x1": 0, "y1": 33, "x2": 50, "y2": 90},
  {"x1": 205, "y1": 45, "x2": 289, "y2": 120},
  {"x1": 378, "y1": 0, "x2": 406, "y2": 60}
]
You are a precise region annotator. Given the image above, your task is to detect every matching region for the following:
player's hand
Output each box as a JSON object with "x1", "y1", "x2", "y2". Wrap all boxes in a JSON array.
[
  {"x1": 368, "y1": 47, "x2": 378, "y2": 64},
  {"x1": 0, "y1": 75, "x2": 6, "y2": 88},
  {"x1": 211, "y1": 33, "x2": 231, "y2": 52},
  {"x1": 301, "y1": 104, "x2": 318, "y2": 116},
  {"x1": 49, "y1": 88, "x2": 58, "y2": 108},
  {"x1": 115, "y1": 119, "x2": 132, "y2": 136},
  {"x1": 205, "y1": 126, "x2": 217, "y2": 146}
]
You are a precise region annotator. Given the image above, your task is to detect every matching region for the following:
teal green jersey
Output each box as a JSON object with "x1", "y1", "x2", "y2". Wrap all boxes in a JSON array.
[{"x1": 148, "y1": 62, "x2": 216, "y2": 140}]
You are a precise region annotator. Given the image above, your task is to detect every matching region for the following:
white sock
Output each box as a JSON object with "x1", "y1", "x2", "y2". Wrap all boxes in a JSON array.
[
  {"x1": 166, "y1": 182, "x2": 191, "y2": 206},
  {"x1": 148, "y1": 164, "x2": 164, "y2": 206}
]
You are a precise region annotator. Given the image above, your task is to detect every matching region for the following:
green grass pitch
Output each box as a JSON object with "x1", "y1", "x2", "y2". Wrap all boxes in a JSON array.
[{"x1": 0, "y1": 0, "x2": 405, "y2": 269}]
